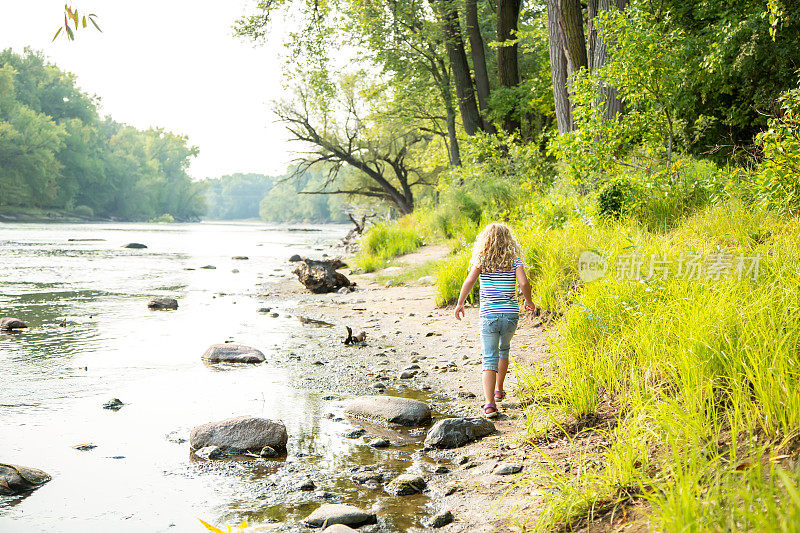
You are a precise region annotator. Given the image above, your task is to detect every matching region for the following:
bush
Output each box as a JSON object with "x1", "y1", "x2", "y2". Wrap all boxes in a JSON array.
[
  {"x1": 149, "y1": 213, "x2": 175, "y2": 223},
  {"x1": 755, "y1": 84, "x2": 800, "y2": 214}
]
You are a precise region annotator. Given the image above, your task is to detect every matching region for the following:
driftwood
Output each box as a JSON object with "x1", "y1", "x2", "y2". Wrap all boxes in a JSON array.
[
  {"x1": 293, "y1": 258, "x2": 353, "y2": 293},
  {"x1": 343, "y1": 326, "x2": 367, "y2": 345}
]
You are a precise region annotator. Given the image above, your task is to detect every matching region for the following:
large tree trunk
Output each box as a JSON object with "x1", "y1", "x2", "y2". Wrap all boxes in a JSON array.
[
  {"x1": 465, "y1": 0, "x2": 494, "y2": 133},
  {"x1": 497, "y1": 0, "x2": 522, "y2": 132},
  {"x1": 590, "y1": 0, "x2": 628, "y2": 118},
  {"x1": 556, "y1": 0, "x2": 588, "y2": 76},
  {"x1": 436, "y1": 0, "x2": 483, "y2": 136},
  {"x1": 547, "y1": 0, "x2": 573, "y2": 133}
]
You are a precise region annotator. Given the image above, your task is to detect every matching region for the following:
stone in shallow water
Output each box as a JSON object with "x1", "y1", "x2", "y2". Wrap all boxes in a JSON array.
[
  {"x1": 296, "y1": 478, "x2": 316, "y2": 491},
  {"x1": 384, "y1": 473, "x2": 426, "y2": 496},
  {"x1": 259, "y1": 445, "x2": 278, "y2": 458},
  {"x1": 201, "y1": 344, "x2": 265, "y2": 364},
  {"x1": 0, "y1": 317, "x2": 28, "y2": 331},
  {"x1": 123, "y1": 242, "x2": 147, "y2": 249},
  {"x1": 103, "y1": 398, "x2": 125, "y2": 410},
  {"x1": 0, "y1": 464, "x2": 51, "y2": 495},
  {"x1": 302, "y1": 504, "x2": 377, "y2": 528},
  {"x1": 147, "y1": 297, "x2": 178, "y2": 310},
  {"x1": 195, "y1": 446, "x2": 224, "y2": 460},
  {"x1": 426, "y1": 510, "x2": 454, "y2": 528},
  {"x1": 368, "y1": 438, "x2": 390, "y2": 448},
  {"x1": 423, "y1": 417, "x2": 495, "y2": 449},
  {"x1": 190, "y1": 416, "x2": 287, "y2": 453},
  {"x1": 344, "y1": 395, "x2": 431, "y2": 426}
]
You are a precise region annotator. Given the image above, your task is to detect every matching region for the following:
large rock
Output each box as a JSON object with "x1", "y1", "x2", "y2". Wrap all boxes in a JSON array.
[
  {"x1": 385, "y1": 473, "x2": 426, "y2": 496},
  {"x1": 0, "y1": 463, "x2": 51, "y2": 495},
  {"x1": 303, "y1": 504, "x2": 377, "y2": 528},
  {"x1": 344, "y1": 396, "x2": 431, "y2": 426},
  {"x1": 293, "y1": 258, "x2": 353, "y2": 294},
  {"x1": 190, "y1": 416, "x2": 287, "y2": 453},
  {"x1": 424, "y1": 417, "x2": 496, "y2": 449},
  {"x1": 123, "y1": 242, "x2": 147, "y2": 249},
  {"x1": 0, "y1": 317, "x2": 28, "y2": 331},
  {"x1": 147, "y1": 297, "x2": 178, "y2": 310},
  {"x1": 202, "y1": 344, "x2": 265, "y2": 364}
]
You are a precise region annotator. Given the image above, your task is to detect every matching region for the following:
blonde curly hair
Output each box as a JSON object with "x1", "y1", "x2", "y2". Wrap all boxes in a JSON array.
[{"x1": 470, "y1": 222, "x2": 522, "y2": 272}]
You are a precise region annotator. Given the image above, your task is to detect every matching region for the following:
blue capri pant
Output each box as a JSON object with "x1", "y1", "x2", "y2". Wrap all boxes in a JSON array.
[{"x1": 480, "y1": 313, "x2": 519, "y2": 372}]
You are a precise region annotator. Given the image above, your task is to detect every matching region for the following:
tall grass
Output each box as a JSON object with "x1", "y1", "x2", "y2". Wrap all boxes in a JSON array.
[
  {"x1": 516, "y1": 200, "x2": 800, "y2": 531},
  {"x1": 352, "y1": 219, "x2": 424, "y2": 272}
]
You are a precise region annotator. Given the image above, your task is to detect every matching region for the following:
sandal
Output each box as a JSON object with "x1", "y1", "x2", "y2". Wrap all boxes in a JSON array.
[
  {"x1": 482, "y1": 403, "x2": 499, "y2": 418},
  {"x1": 494, "y1": 390, "x2": 506, "y2": 401}
]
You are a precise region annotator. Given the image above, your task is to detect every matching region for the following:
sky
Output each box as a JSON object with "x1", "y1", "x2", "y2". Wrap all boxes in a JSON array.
[{"x1": 1, "y1": 0, "x2": 293, "y2": 179}]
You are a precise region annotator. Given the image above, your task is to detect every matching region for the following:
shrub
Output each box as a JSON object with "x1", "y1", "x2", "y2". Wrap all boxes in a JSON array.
[
  {"x1": 353, "y1": 219, "x2": 423, "y2": 272},
  {"x1": 150, "y1": 213, "x2": 175, "y2": 223},
  {"x1": 755, "y1": 84, "x2": 800, "y2": 214}
]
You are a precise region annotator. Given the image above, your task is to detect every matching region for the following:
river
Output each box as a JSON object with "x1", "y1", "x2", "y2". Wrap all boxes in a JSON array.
[{"x1": 0, "y1": 222, "x2": 431, "y2": 532}]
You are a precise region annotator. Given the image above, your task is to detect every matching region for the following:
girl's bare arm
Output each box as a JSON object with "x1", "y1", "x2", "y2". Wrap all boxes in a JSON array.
[{"x1": 516, "y1": 265, "x2": 535, "y2": 311}]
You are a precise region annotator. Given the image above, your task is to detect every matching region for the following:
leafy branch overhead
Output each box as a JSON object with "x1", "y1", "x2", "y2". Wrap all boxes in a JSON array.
[{"x1": 53, "y1": 5, "x2": 101, "y2": 41}]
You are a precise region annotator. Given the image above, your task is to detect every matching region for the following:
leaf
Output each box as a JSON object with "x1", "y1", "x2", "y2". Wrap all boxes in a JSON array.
[
  {"x1": 65, "y1": 25, "x2": 74, "y2": 40},
  {"x1": 775, "y1": 468, "x2": 800, "y2": 509},
  {"x1": 198, "y1": 519, "x2": 226, "y2": 533},
  {"x1": 89, "y1": 16, "x2": 102, "y2": 32},
  {"x1": 52, "y1": 27, "x2": 63, "y2": 41},
  {"x1": 82, "y1": 16, "x2": 86, "y2": 28}
]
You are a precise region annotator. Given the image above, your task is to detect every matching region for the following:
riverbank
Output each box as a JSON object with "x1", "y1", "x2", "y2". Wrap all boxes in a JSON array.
[{"x1": 261, "y1": 244, "x2": 553, "y2": 531}]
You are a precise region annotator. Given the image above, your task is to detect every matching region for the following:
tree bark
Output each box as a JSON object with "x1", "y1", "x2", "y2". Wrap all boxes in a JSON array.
[
  {"x1": 497, "y1": 0, "x2": 522, "y2": 132},
  {"x1": 590, "y1": 0, "x2": 628, "y2": 119},
  {"x1": 436, "y1": 0, "x2": 483, "y2": 136},
  {"x1": 465, "y1": 0, "x2": 494, "y2": 133},
  {"x1": 446, "y1": 106, "x2": 462, "y2": 166},
  {"x1": 556, "y1": 0, "x2": 588, "y2": 76},
  {"x1": 547, "y1": 0, "x2": 573, "y2": 133}
]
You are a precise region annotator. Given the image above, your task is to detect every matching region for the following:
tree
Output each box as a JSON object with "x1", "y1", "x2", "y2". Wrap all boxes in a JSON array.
[
  {"x1": 275, "y1": 82, "x2": 434, "y2": 214},
  {"x1": 465, "y1": 0, "x2": 494, "y2": 133},
  {"x1": 497, "y1": 0, "x2": 522, "y2": 132}
]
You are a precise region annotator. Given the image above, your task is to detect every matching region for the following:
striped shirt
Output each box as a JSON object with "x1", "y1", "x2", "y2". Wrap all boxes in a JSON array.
[{"x1": 479, "y1": 258, "x2": 523, "y2": 317}]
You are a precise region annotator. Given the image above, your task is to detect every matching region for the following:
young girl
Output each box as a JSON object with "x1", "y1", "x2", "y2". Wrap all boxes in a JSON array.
[{"x1": 454, "y1": 223, "x2": 533, "y2": 418}]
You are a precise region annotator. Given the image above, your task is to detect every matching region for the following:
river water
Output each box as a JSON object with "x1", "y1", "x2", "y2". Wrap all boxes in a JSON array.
[{"x1": 0, "y1": 222, "x2": 432, "y2": 532}]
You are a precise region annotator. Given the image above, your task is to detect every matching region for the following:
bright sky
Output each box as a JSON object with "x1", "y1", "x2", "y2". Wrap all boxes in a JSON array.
[{"x1": 1, "y1": 0, "x2": 292, "y2": 179}]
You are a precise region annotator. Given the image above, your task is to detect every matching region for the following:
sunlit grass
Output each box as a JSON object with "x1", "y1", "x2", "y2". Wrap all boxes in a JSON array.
[{"x1": 352, "y1": 219, "x2": 424, "y2": 272}]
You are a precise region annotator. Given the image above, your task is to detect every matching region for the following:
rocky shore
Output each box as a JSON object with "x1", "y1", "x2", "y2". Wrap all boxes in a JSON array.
[{"x1": 257, "y1": 244, "x2": 550, "y2": 532}]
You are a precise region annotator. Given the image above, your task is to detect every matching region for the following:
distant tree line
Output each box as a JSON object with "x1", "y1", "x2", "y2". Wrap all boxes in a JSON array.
[
  {"x1": 201, "y1": 170, "x2": 347, "y2": 223},
  {"x1": 0, "y1": 48, "x2": 204, "y2": 221}
]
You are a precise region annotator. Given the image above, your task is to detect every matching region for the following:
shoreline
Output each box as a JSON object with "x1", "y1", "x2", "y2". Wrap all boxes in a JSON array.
[{"x1": 263, "y1": 244, "x2": 551, "y2": 531}]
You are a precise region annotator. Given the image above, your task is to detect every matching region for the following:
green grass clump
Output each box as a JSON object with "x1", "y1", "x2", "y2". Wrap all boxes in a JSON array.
[
  {"x1": 434, "y1": 251, "x2": 478, "y2": 306},
  {"x1": 353, "y1": 219, "x2": 424, "y2": 272},
  {"x1": 516, "y1": 199, "x2": 800, "y2": 532}
]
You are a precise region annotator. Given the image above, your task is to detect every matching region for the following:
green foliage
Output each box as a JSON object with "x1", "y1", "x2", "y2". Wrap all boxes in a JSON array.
[
  {"x1": 554, "y1": 5, "x2": 685, "y2": 180},
  {"x1": 71, "y1": 205, "x2": 93, "y2": 218},
  {"x1": 0, "y1": 49, "x2": 203, "y2": 221},
  {"x1": 353, "y1": 219, "x2": 423, "y2": 272},
  {"x1": 755, "y1": 83, "x2": 800, "y2": 214},
  {"x1": 434, "y1": 251, "x2": 477, "y2": 307},
  {"x1": 149, "y1": 213, "x2": 175, "y2": 223}
]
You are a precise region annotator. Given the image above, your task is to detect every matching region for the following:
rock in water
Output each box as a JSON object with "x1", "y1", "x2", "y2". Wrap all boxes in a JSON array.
[
  {"x1": 0, "y1": 317, "x2": 28, "y2": 331},
  {"x1": 190, "y1": 416, "x2": 288, "y2": 453},
  {"x1": 302, "y1": 504, "x2": 377, "y2": 528},
  {"x1": 426, "y1": 510, "x2": 454, "y2": 528},
  {"x1": 344, "y1": 396, "x2": 431, "y2": 426},
  {"x1": 231, "y1": 256, "x2": 249, "y2": 260},
  {"x1": 202, "y1": 344, "x2": 265, "y2": 364},
  {"x1": 195, "y1": 446, "x2": 224, "y2": 460},
  {"x1": 147, "y1": 297, "x2": 178, "y2": 310},
  {"x1": 385, "y1": 473, "x2": 426, "y2": 495},
  {"x1": 423, "y1": 417, "x2": 496, "y2": 449},
  {"x1": 0, "y1": 464, "x2": 51, "y2": 495},
  {"x1": 293, "y1": 258, "x2": 353, "y2": 294},
  {"x1": 123, "y1": 243, "x2": 147, "y2": 249},
  {"x1": 103, "y1": 398, "x2": 125, "y2": 410},
  {"x1": 289, "y1": 254, "x2": 302, "y2": 262}
]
